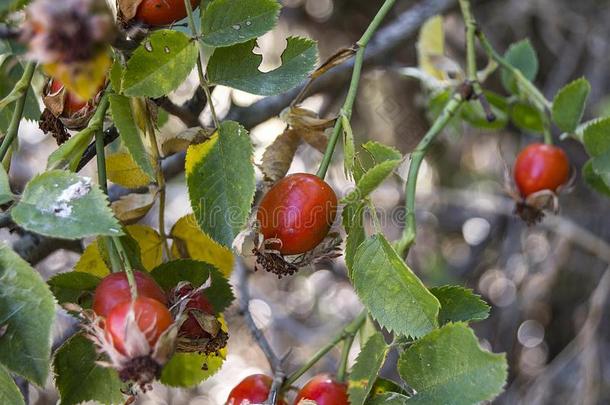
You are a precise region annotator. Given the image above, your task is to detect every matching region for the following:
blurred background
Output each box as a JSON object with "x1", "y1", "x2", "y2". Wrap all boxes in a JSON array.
[{"x1": 4, "y1": 0, "x2": 610, "y2": 403}]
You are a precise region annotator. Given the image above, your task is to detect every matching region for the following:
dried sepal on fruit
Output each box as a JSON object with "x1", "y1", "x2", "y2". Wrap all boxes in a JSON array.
[
  {"x1": 40, "y1": 78, "x2": 104, "y2": 139},
  {"x1": 504, "y1": 143, "x2": 574, "y2": 225},
  {"x1": 65, "y1": 298, "x2": 184, "y2": 391},
  {"x1": 21, "y1": 0, "x2": 114, "y2": 99},
  {"x1": 167, "y1": 281, "x2": 229, "y2": 355}
]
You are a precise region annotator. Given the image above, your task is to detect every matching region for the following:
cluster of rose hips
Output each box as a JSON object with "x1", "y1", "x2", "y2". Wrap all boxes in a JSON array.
[
  {"x1": 86, "y1": 270, "x2": 226, "y2": 388},
  {"x1": 227, "y1": 373, "x2": 348, "y2": 405}
]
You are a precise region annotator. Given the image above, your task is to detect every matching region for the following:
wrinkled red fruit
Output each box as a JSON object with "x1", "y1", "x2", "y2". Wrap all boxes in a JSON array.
[
  {"x1": 257, "y1": 173, "x2": 338, "y2": 255},
  {"x1": 93, "y1": 271, "x2": 167, "y2": 318},
  {"x1": 294, "y1": 374, "x2": 349, "y2": 405},
  {"x1": 226, "y1": 374, "x2": 286, "y2": 405},
  {"x1": 49, "y1": 79, "x2": 89, "y2": 116},
  {"x1": 135, "y1": 0, "x2": 200, "y2": 26},
  {"x1": 177, "y1": 285, "x2": 215, "y2": 339},
  {"x1": 105, "y1": 297, "x2": 172, "y2": 355},
  {"x1": 514, "y1": 143, "x2": 570, "y2": 198}
]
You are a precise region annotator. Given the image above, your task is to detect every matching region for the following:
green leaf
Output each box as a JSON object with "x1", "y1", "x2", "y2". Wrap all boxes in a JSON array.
[
  {"x1": 430, "y1": 285, "x2": 490, "y2": 325},
  {"x1": 510, "y1": 102, "x2": 544, "y2": 133},
  {"x1": 583, "y1": 117, "x2": 610, "y2": 156},
  {"x1": 460, "y1": 92, "x2": 508, "y2": 130},
  {"x1": 160, "y1": 350, "x2": 225, "y2": 387},
  {"x1": 54, "y1": 334, "x2": 125, "y2": 405},
  {"x1": 551, "y1": 77, "x2": 590, "y2": 133},
  {"x1": 151, "y1": 259, "x2": 234, "y2": 313},
  {"x1": 47, "y1": 272, "x2": 101, "y2": 307},
  {"x1": 361, "y1": 141, "x2": 402, "y2": 167},
  {"x1": 46, "y1": 127, "x2": 95, "y2": 171},
  {"x1": 351, "y1": 235, "x2": 440, "y2": 338},
  {"x1": 186, "y1": 121, "x2": 255, "y2": 248},
  {"x1": 108, "y1": 95, "x2": 155, "y2": 181},
  {"x1": 368, "y1": 393, "x2": 409, "y2": 405},
  {"x1": 343, "y1": 201, "x2": 365, "y2": 273},
  {"x1": 583, "y1": 159, "x2": 610, "y2": 197},
  {"x1": 0, "y1": 366, "x2": 25, "y2": 405},
  {"x1": 0, "y1": 60, "x2": 39, "y2": 130},
  {"x1": 0, "y1": 244, "x2": 55, "y2": 386},
  {"x1": 11, "y1": 170, "x2": 123, "y2": 239},
  {"x1": 501, "y1": 39, "x2": 538, "y2": 94},
  {"x1": 0, "y1": 165, "x2": 13, "y2": 204},
  {"x1": 398, "y1": 323, "x2": 507, "y2": 405},
  {"x1": 201, "y1": 0, "x2": 281, "y2": 47},
  {"x1": 208, "y1": 37, "x2": 317, "y2": 96},
  {"x1": 370, "y1": 378, "x2": 408, "y2": 399},
  {"x1": 591, "y1": 151, "x2": 610, "y2": 186},
  {"x1": 343, "y1": 159, "x2": 401, "y2": 204},
  {"x1": 122, "y1": 30, "x2": 198, "y2": 98},
  {"x1": 348, "y1": 331, "x2": 389, "y2": 405}
]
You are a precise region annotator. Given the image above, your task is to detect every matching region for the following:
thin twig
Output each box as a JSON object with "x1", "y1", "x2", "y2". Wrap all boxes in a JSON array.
[{"x1": 236, "y1": 261, "x2": 284, "y2": 404}]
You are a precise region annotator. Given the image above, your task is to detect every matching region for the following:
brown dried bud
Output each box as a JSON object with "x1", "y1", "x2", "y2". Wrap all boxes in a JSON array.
[{"x1": 41, "y1": 78, "x2": 102, "y2": 130}]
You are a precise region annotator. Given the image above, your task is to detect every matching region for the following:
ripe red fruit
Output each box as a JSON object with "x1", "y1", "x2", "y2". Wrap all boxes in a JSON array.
[
  {"x1": 513, "y1": 143, "x2": 570, "y2": 198},
  {"x1": 177, "y1": 286, "x2": 215, "y2": 339},
  {"x1": 294, "y1": 374, "x2": 349, "y2": 405},
  {"x1": 105, "y1": 297, "x2": 172, "y2": 355},
  {"x1": 93, "y1": 271, "x2": 167, "y2": 318},
  {"x1": 49, "y1": 79, "x2": 89, "y2": 116},
  {"x1": 257, "y1": 173, "x2": 338, "y2": 255},
  {"x1": 226, "y1": 374, "x2": 286, "y2": 405},
  {"x1": 135, "y1": 0, "x2": 200, "y2": 26}
]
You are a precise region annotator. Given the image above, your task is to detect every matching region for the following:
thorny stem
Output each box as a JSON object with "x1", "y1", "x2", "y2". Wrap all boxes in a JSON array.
[
  {"x1": 142, "y1": 100, "x2": 172, "y2": 259},
  {"x1": 395, "y1": 92, "x2": 465, "y2": 256},
  {"x1": 282, "y1": 310, "x2": 367, "y2": 388},
  {"x1": 316, "y1": 0, "x2": 397, "y2": 179},
  {"x1": 0, "y1": 62, "x2": 35, "y2": 163},
  {"x1": 184, "y1": 0, "x2": 220, "y2": 128}
]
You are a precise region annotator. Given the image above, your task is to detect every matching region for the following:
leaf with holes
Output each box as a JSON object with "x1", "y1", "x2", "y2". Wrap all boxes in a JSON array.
[
  {"x1": 351, "y1": 235, "x2": 440, "y2": 338},
  {"x1": 201, "y1": 0, "x2": 280, "y2": 47},
  {"x1": 186, "y1": 121, "x2": 255, "y2": 248},
  {"x1": 208, "y1": 37, "x2": 317, "y2": 96},
  {"x1": 54, "y1": 334, "x2": 125, "y2": 405},
  {"x1": 398, "y1": 323, "x2": 507, "y2": 405},
  {"x1": 122, "y1": 30, "x2": 198, "y2": 98},
  {"x1": 430, "y1": 285, "x2": 489, "y2": 325},
  {"x1": 0, "y1": 244, "x2": 55, "y2": 386},
  {"x1": 348, "y1": 331, "x2": 389, "y2": 405},
  {"x1": 551, "y1": 77, "x2": 590, "y2": 133},
  {"x1": 11, "y1": 171, "x2": 122, "y2": 239}
]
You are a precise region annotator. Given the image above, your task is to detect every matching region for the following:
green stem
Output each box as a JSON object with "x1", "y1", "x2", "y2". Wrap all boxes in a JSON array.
[
  {"x1": 282, "y1": 311, "x2": 367, "y2": 388},
  {"x1": 184, "y1": 0, "x2": 220, "y2": 128},
  {"x1": 395, "y1": 93, "x2": 465, "y2": 256},
  {"x1": 316, "y1": 0, "x2": 397, "y2": 179},
  {"x1": 0, "y1": 62, "x2": 35, "y2": 162},
  {"x1": 112, "y1": 236, "x2": 138, "y2": 300},
  {"x1": 0, "y1": 62, "x2": 36, "y2": 110},
  {"x1": 95, "y1": 129, "x2": 122, "y2": 273},
  {"x1": 476, "y1": 31, "x2": 551, "y2": 111},
  {"x1": 336, "y1": 328, "x2": 357, "y2": 382},
  {"x1": 458, "y1": 0, "x2": 485, "y2": 97}
]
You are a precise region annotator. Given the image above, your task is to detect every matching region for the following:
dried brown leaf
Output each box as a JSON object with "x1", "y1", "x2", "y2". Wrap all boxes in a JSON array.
[
  {"x1": 311, "y1": 46, "x2": 357, "y2": 79},
  {"x1": 111, "y1": 188, "x2": 158, "y2": 225},
  {"x1": 301, "y1": 128, "x2": 328, "y2": 154},
  {"x1": 161, "y1": 127, "x2": 213, "y2": 157},
  {"x1": 261, "y1": 129, "x2": 302, "y2": 183}
]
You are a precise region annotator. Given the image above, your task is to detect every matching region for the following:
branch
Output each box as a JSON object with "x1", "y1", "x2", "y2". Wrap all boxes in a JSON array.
[{"x1": 236, "y1": 261, "x2": 284, "y2": 404}]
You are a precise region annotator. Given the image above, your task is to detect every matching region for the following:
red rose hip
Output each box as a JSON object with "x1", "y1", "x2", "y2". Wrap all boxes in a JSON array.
[
  {"x1": 177, "y1": 285, "x2": 215, "y2": 339},
  {"x1": 294, "y1": 374, "x2": 349, "y2": 405},
  {"x1": 257, "y1": 173, "x2": 338, "y2": 255},
  {"x1": 49, "y1": 79, "x2": 89, "y2": 116},
  {"x1": 135, "y1": 0, "x2": 200, "y2": 26},
  {"x1": 513, "y1": 143, "x2": 570, "y2": 198},
  {"x1": 93, "y1": 271, "x2": 167, "y2": 318},
  {"x1": 226, "y1": 374, "x2": 286, "y2": 405},
  {"x1": 105, "y1": 297, "x2": 172, "y2": 355}
]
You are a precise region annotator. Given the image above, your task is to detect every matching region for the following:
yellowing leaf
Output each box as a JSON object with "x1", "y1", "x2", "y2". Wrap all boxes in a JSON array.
[
  {"x1": 44, "y1": 52, "x2": 111, "y2": 100},
  {"x1": 185, "y1": 135, "x2": 217, "y2": 176},
  {"x1": 170, "y1": 215, "x2": 234, "y2": 276},
  {"x1": 126, "y1": 225, "x2": 163, "y2": 271},
  {"x1": 74, "y1": 241, "x2": 110, "y2": 277},
  {"x1": 106, "y1": 152, "x2": 152, "y2": 188},
  {"x1": 417, "y1": 15, "x2": 445, "y2": 80}
]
